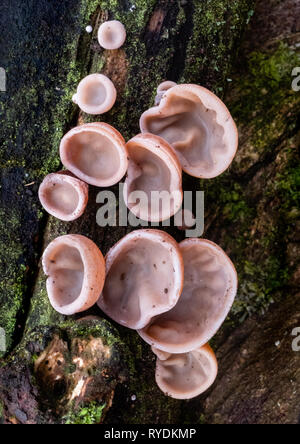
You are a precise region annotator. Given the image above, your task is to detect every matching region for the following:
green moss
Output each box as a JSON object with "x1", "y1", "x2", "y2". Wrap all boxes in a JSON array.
[
  {"x1": 0, "y1": 0, "x2": 103, "y2": 354},
  {"x1": 274, "y1": 165, "x2": 300, "y2": 218},
  {"x1": 197, "y1": 40, "x2": 300, "y2": 324},
  {"x1": 231, "y1": 43, "x2": 300, "y2": 148},
  {"x1": 183, "y1": 0, "x2": 255, "y2": 91},
  {"x1": 65, "y1": 402, "x2": 106, "y2": 425},
  {"x1": 27, "y1": 278, "x2": 62, "y2": 331},
  {"x1": 0, "y1": 207, "x2": 28, "y2": 356},
  {"x1": 61, "y1": 318, "x2": 124, "y2": 349},
  {"x1": 104, "y1": 329, "x2": 182, "y2": 425},
  {"x1": 202, "y1": 138, "x2": 299, "y2": 323}
]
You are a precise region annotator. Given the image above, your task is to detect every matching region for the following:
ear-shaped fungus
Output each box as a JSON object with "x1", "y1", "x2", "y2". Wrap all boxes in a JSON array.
[
  {"x1": 60, "y1": 122, "x2": 128, "y2": 187},
  {"x1": 155, "y1": 81, "x2": 177, "y2": 106},
  {"x1": 38, "y1": 171, "x2": 88, "y2": 221},
  {"x1": 139, "y1": 238, "x2": 238, "y2": 353},
  {"x1": 124, "y1": 134, "x2": 183, "y2": 222},
  {"x1": 42, "y1": 235, "x2": 105, "y2": 315},
  {"x1": 97, "y1": 229, "x2": 184, "y2": 330},
  {"x1": 97, "y1": 20, "x2": 127, "y2": 50},
  {"x1": 140, "y1": 84, "x2": 238, "y2": 178},
  {"x1": 72, "y1": 73, "x2": 116, "y2": 115},
  {"x1": 153, "y1": 343, "x2": 218, "y2": 400}
]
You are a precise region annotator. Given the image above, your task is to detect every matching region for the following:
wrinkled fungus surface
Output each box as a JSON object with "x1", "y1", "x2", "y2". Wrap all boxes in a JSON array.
[
  {"x1": 140, "y1": 84, "x2": 238, "y2": 178},
  {"x1": 98, "y1": 230, "x2": 184, "y2": 330},
  {"x1": 60, "y1": 122, "x2": 128, "y2": 187},
  {"x1": 43, "y1": 235, "x2": 105, "y2": 315},
  {"x1": 39, "y1": 171, "x2": 88, "y2": 221},
  {"x1": 124, "y1": 134, "x2": 183, "y2": 222},
  {"x1": 153, "y1": 344, "x2": 218, "y2": 400},
  {"x1": 139, "y1": 238, "x2": 238, "y2": 353},
  {"x1": 72, "y1": 73, "x2": 117, "y2": 115}
]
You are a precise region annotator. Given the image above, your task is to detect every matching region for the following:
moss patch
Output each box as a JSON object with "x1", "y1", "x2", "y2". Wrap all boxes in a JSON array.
[
  {"x1": 202, "y1": 42, "x2": 300, "y2": 322},
  {"x1": 183, "y1": 0, "x2": 256, "y2": 93},
  {"x1": 65, "y1": 402, "x2": 106, "y2": 424},
  {"x1": 0, "y1": 0, "x2": 102, "y2": 354}
]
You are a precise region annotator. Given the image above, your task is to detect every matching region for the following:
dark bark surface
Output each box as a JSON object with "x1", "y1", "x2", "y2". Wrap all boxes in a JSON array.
[{"x1": 0, "y1": 0, "x2": 299, "y2": 424}]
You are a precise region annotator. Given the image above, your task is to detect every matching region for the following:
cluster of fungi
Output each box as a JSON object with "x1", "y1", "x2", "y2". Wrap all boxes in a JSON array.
[{"x1": 39, "y1": 20, "x2": 239, "y2": 400}]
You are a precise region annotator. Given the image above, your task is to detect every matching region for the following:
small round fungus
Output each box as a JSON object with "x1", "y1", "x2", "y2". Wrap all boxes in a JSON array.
[
  {"x1": 124, "y1": 133, "x2": 183, "y2": 222},
  {"x1": 139, "y1": 238, "x2": 238, "y2": 353},
  {"x1": 38, "y1": 171, "x2": 88, "y2": 222},
  {"x1": 85, "y1": 25, "x2": 93, "y2": 33},
  {"x1": 42, "y1": 235, "x2": 105, "y2": 315},
  {"x1": 60, "y1": 122, "x2": 128, "y2": 187},
  {"x1": 153, "y1": 343, "x2": 218, "y2": 400},
  {"x1": 98, "y1": 20, "x2": 126, "y2": 50},
  {"x1": 72, "y1": 73, "x2": 117, "y2": 115},
  {"x1": 140, "y1": 84, "x2": 238, "y2": 178},
  {"x1": 97, "y1": 229, "x2": 184, "y2": 330}
]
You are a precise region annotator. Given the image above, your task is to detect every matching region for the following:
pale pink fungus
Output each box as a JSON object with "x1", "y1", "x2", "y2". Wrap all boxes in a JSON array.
[
  {"x1": 97, "y1": 20, "x2": 126, "y2": 50},
  {"x1": 155, "y1": 81, "x2": 177, "y2": 106},
  {"x1": 97, "y1": 229, "x2": 184, "y2": 330},
  {"x1": 140, "y1": 84, "x2": 238, "y2": 178},
  {"x1": 42, "y1": 235, "x2": 105, "y2": 315},
  {"x1": 124, "y1": 133, "x2": 183, "y2": 222},
  {"x1": 38, "y1": 171, "x2": 88, "y2": 221},
  {"x1": 139, "y1": 238, "x2": 238, "y2": 353},
  {"x1": 72, "y1": 73, "x2": 117, "y2": 115},
  {"x1": 153, "y1": 343, "x2": 218, "y2": 400},
  {"x1": 60, "y1": 122, "x2": 128, "y2": 187}
]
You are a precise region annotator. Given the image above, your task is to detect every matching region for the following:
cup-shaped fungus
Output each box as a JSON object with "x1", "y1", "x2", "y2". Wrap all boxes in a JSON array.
[
  {"x1": 60, "y1": 122, "x2": 128, "y2": 187},
  {"x1": 97, "y1": 20, "x2": 126, "y2": 50},
  {"x1": 42, "y1": 235, "x2": 105, "y2": 315},
  {"x1": 124, "y1": 134, "x2": 183, "y2": 222},
  {"x1": 155, "y1": 81, "x2": 177, "y2": 106},
  {"x1": 38, "y1": 171, "x2": 88, "y2": 221},
  {"x1": 139, "y1": 238, "x2": 238, "y2": 353},
  {"x1": 72, "y1": 74, "x2": 117, "y2": 115},
  {"x1": 153, "y1": 343, "x2": 218, "y2": 400},
  {"x1": 140, "y1": 84, "x2": 238, "y2": 178},
  {"x1": 97, "y1": 229, "x2": 184, "y2": 330}
]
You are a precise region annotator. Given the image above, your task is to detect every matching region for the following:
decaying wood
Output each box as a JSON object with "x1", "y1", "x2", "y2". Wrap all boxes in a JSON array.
[{"x1": 0, "y1": 0, "x2": 299, "y2": 424}]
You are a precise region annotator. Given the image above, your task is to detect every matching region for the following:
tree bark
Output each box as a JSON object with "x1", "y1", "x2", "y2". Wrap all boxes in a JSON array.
[{"x1": 1, "y1": 0, "x2": 299, "y2": 425}]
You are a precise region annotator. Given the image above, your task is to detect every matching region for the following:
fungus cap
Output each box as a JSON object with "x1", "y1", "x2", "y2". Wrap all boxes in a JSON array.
[
  {"x1": 60, "y1": 122, "x2": 128, "y2": 187},
  {"x1": 124, "y1": 133, "x2": 183, "y2": 222},
  {"x1": 42, "y1": 235, "x2": 105, "y2": 315},
  {"x1": 38, "y1": 171, "x2": 88, "y2": 222},
  {"x1": 139, "y1": 238, "x2": 238, "y2": 353},
  {"x1": 97, "y1": 229, "x2": 184, "y2": 330},
  {"x1": 97, "y1": 20, "x2": 126, "y2": 50},
  {"x1": 154, "y1": 343, "x2": 218, "y2": 400},
  {"x1": 140, "y1": 84, "x2": 238, "y2": 178},
  {"x1": 72, "y1": 73, "x2": 117, "y2": 115},
  {"x1": 155, "y1": 81, "x2": 177, "y2": 106}
]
